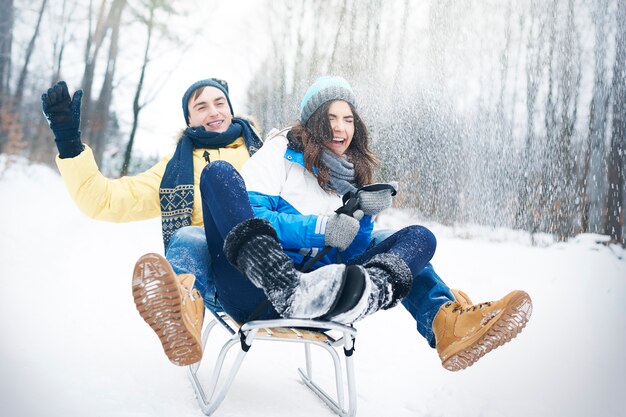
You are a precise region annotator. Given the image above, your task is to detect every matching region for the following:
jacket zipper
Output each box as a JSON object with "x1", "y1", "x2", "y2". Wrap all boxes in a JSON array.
[{"x1": 203, "y1": 151, "x2": 211, "y2": 165}]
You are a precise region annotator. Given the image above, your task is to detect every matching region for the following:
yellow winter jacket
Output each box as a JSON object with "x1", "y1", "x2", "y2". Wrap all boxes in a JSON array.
[{"x1": 56, "y1": 137, "x2": 250, "y2": 225}]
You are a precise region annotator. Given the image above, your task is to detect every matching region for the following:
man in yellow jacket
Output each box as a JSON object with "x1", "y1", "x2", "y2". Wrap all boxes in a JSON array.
[{"x1": 42, "y1": 78, "x2": 263, "y2": 366}]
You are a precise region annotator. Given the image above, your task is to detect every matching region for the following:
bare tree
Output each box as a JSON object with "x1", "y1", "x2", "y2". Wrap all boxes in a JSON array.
[
  {"x1": 0, "y1": 0, "x2": 13, "y2": 102},
  {"x1": 50, "y1": 0, "x2": 73, "y2": 84},
  {"x1": 516, "y1": 0, "x2": 547, "y2": 234},
  {"x1": 291, "y1": 1, "x2": 308, "y2": 96},
  {"x1": 83, "y1": 0, "x2": 127, "y2": 166},
  {"x1": 80, "y1": 0, "x2": 119, "y2": 141},
  {"x1": 306, "y1": 0, "x2": 325, "y2": 82},
  {"x1": 243, "y1": 0, "x2": 616, "y2": 241},
  {"x1": 0, "y1": 0, "x2": 14, "y2": 151},
  {"x1": 582, "y1": 0, "x2": 611, "y2": 233},
  {"x1": 14, "y1": 0, "x2": 48, "y2": 106},
  {"x1": 548, "y1": 0, "x2": 581, "y2": 239},
  {"x1": 606, "y1": 0, "x2": 626, "y2": 245},
  {"x1": 120, "y1": 0, "x2": 174, "y2": 176},
  {"x1": 391, "y1": 0, "x2": 411, "y2": 95},
  {"x1": 327, "y1": 0, "x2": 348, "y2": 74},
  {"x1": 497, "y1": 0, "x2": 513, "y2": 141},
  {"x1": 81, "y1": 0, "x2": 110, "y2": 95}
]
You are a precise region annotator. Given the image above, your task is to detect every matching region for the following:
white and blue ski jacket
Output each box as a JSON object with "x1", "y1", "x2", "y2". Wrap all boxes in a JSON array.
[{"x1": 241, "y1": 129, "x2": 373, "y2": 270}]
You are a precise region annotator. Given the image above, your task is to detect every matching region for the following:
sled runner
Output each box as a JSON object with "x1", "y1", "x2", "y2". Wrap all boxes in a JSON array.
[{"x1": 187, "y1": 309, "x2": 358, "y2": 417}]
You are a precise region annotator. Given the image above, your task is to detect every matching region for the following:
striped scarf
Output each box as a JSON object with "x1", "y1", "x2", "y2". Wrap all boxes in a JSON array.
[{"x1": 160, "y1": 118, "x2": 261, "y2": 250}]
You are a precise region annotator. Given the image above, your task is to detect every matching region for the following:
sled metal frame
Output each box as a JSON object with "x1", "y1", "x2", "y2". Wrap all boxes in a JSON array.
[{"x1": 187, "y1": 309, "x2": 358, "y2": 417}]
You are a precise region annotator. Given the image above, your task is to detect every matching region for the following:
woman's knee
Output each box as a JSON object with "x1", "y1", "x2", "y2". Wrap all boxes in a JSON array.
[{"x1": 404, "y1": 225, "x2": 437, "y2": 259}]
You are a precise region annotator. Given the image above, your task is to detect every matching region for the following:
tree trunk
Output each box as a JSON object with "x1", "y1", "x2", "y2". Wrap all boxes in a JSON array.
[
  {"x1": 0, "y1": 0, "x2": 13, "y2": 101},
  {"x1": 0, "y1": 0, "x2": 14, "y2": 151},
  {"x1": 508, "y1": 8, "x2": 526, "y2": 147},
  {"x1": 347, "y1": 0, "x2": 357, "y2": 75},
  {"x1": 582, "y1": 0, "x2": 611, "y2": 233},
  {"x1": 516, "y1": 1, "x2": 546, "y2": 235},
  {"x1": 120, "y1": 1, "x2": 155, "y2": 177},
  {"x1": 81, "y1": 0, "x2": 114, "y2": 138},
  {"x1": 606, "y1": 0, "x2": 626, "y2": 245},
  {"x1": 291, "y1": 1, "x2": 307, "y2": 95},
  {"x1": 497, "y1": 0, "x2": 512, "y2": 140},
  {"x1": 328, "y1": 0, "x2": 348, "y2": 73},
  {"x1": 14, "y1": 0, "x2": 47, "y2": 106},
  {"x1": 306, "y1": 0, "x2": 324, "y2": 82},
  {"x1": 554, "y1": 0, "x2": 581, "y2": 239},
  {"x1": 89, "y1": 0, "x2": 126, "y2": 167},
  {"x1": 391, "y1": 0, "x2": 411, "y2": 95},
  {"x1": 51, "y1": 0, "x2": 70, "y2": 83},
  {"x1": 370, "y1": 0, "x2": 382, "y2": 70}
]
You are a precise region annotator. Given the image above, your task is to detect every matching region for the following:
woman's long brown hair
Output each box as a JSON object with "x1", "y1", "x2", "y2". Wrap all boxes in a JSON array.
[{"x1": 288, "y1": 101, "x2": 378, "y2": 191}]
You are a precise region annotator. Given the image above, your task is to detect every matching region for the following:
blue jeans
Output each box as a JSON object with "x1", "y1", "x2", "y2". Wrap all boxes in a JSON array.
[
  {"x1": 164, "y1": 163, "x2": 279, "y2": 323},
  {"x1": 166, "y1": 226, "x2": 222, "y2": 312},
  {"x1": 200, "y1": 161, "x2": 280, "y2": 323},
  {"x1": 370, "y1": 230, "x2": 454, "y2": 348}
]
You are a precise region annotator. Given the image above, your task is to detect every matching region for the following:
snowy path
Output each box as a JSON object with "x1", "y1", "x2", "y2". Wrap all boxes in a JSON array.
[{"x1": 1, "y1": 160, "x2": 624, "y2": 417}]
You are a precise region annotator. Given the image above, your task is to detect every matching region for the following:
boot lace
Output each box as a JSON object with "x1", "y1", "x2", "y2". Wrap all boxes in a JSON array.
[{"x1": 444, "y1": 301, "x2": 493, "y2": 314}]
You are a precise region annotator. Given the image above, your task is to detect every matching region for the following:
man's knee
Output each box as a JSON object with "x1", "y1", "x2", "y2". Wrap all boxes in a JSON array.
[
  {"x1": 200, "y1": 160, "x2": 236, "y2": 184},
  {"x1": 168, "y1": 226, "x2": 207, "y2": 252}
]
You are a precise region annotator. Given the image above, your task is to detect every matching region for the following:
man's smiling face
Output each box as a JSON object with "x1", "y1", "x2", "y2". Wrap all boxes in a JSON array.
[{"x1": 187, "y1": 86, "x2": 232, "y2": 133}]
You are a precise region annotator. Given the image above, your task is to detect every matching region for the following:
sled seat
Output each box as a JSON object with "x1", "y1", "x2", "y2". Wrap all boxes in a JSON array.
[{"x1": 187, "y1": 309, "x2": 358, "y2": 417}]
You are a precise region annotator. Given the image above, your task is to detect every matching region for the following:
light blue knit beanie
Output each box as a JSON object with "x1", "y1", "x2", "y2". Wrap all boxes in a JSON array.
[{"x1": 300, "y1": 76, "x2": 357, "y2": 124}]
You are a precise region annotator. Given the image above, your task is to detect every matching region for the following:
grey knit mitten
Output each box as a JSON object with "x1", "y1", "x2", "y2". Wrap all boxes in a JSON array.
[
  {"x1": 324, "y1": 210, "x2": 364, "y2": 251},
  {"x1": 356, "y1": 181, "x2": 398, "y2": 215}
]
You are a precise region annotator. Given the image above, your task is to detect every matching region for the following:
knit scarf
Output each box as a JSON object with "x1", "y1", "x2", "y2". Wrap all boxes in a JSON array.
[
  {"x1": 160, "y1": 118, "x2": 261, "y2": 249},
  {"x1": 320, "y1": 149, "x2": 357, "y2": 196}
]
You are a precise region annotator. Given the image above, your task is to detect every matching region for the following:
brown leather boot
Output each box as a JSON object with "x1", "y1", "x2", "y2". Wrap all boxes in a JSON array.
[
  {"x1": 132, "y1": 253, "x2": 204, "y2": 366},
  {"x1": 450, "y1": 289, "x2": 473, "y2": 307},
  {"x1": 433, "y1": 290, "x2": 532, "y2": 372}
]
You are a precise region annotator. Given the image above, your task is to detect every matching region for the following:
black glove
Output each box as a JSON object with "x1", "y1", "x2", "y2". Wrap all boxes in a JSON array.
[{"x1": 41, "y1": 81, "x2": 84, "y2": 158}]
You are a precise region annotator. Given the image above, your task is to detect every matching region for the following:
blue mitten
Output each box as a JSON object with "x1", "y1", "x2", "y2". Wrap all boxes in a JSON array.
[{"x1": 41, "y1": 81, "x2": 84, "y2": 158}]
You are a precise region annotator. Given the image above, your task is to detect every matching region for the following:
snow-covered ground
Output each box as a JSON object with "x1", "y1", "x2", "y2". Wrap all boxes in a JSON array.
[{"x1": 1, "y1": 157, "x2": 625, "y2": 417}]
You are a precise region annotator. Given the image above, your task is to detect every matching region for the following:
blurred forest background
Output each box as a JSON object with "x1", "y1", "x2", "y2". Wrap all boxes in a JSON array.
[{"x1": 0, "y1": 0, "x2": 624, "y2": 245}]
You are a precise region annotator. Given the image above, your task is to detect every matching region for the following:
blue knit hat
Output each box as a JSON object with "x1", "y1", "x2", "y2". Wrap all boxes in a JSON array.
[
  {"x1": 182, "y1": 78, "x2": 233, "y2": 125},
  {"x1": 300, "y1": 76, "x2": 357, "y2": 124}
]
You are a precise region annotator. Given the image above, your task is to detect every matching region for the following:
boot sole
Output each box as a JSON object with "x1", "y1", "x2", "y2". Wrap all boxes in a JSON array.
[
  {"x1": 132, "y1": 253, "x2": 202, "y2": 366},
  {"x1": 442, "y1": 291, "x2": 532, "y2": 372}
]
